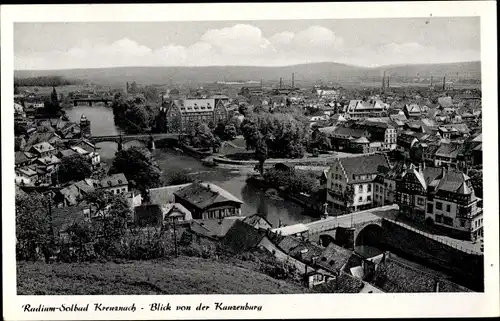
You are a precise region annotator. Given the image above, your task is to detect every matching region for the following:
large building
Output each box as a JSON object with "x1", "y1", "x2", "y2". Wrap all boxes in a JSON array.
[
  {"x1": 159, "y1": 98, "x2": 228, "y2": 133},
  {"x1": 346, "y1": 99, "x2": 390, "y2": 119},
  {"x1": 395, "y1": 165, "x2": 483, "y2": 241},
  {"x1": 326, "y1": 153, "x2": 391, "y2": 212}
]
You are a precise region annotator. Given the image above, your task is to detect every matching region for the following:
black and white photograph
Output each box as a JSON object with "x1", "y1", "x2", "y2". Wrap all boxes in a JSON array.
[{"x1": 2, "y1": 2, "x2": 499, "y2": 320}]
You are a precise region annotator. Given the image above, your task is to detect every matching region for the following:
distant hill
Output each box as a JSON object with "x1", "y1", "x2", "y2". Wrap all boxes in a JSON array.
[{"x1": 14, "y1": 61, "x2": 481, "y2": 87}]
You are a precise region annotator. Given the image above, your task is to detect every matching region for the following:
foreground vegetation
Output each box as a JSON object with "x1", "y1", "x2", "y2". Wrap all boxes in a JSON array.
[{"x1": 17, "y1": 255, "x2": 309, "y2": 295}]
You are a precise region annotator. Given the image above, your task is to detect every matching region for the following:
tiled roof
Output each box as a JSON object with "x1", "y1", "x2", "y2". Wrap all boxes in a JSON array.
[
  {"x1": 438, "y1": 96, "x2": 453, "y2": 108},
  {"x1": 148, "y1": 183, "x2": 192, "y2": 206},
  {"x1": 99, "y1": 173, "x2": 128, "y2": 188},
  {"x1": 174, "y1": 182, "x2": 243, "y2": 210},
  {"x1": 277, "y1": 236, "x2": 303, "y2": 253},
  {"x1": 315, "y1": 243, "x2": 352, "y2": 272},
  {"x1": 15, "y1": 151, "x2": 29, "y2": 165},
  {"x1": 339, "y1": 153, "x2": 390, "y2": 179},
  {"x1": 333, "y1": 126, "x2": 367, "y2": 138},
  {"x1": 31, "y1": 142, "x2": 55, "y2": 154},
  {"x1": 242, "y1": 214, "x2": 273, "y2": 230},
  {"x1": 435, "y1": 143, "x2": 461, "y2": 158},
  {"x1": 220, "y1": 219, "x2": 265, "y2": 254},
  {"x1": 162, "y1": 203, "x2": 192, "y2": 221},
  {"x1": 352, "y1": 136, "x2": 370, "y2": 144},
  {"x1": 189, "y1": 218, "x2": 238, "y2": 239},
  {"x1": 436, "y1": 170, "x2": 471, "y2": 194},
  {"x1": 374, "y1": 257, "x2": 471, "y2": 292},
  {"x1": 58, "y1": 149, "x2": 78, "y2": 158}
]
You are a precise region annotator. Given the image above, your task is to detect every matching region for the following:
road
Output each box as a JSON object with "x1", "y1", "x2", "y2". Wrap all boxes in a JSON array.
[{"x1": 305, "y1": 204, "x2": 399, "y2": 234}]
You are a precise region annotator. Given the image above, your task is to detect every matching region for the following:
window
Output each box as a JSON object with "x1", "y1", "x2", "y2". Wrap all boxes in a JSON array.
[
  {"x1": 443, "y1": 216, "x2": 453, "y2": 226},
  {"x1": 367, "y1": 184, "x2": 372, "y2": 192},
  {"x1": 460, "y1": 220, "x2": 465, "y2": 227},
  {"x1": 375, "y1": 185, "x2": 379, "y2": 192},
  {"x1": 436, "y1": 202, "x2": 443, "y2": 210},
  {"x1": 367, "y1": 196, "x2": 372, "y2": 202},
  {"x1": 427, "y1": 203, "x2": 434, "y2": 214},
  {"x1": 358, "y1": 185, "x2": 363, "y2": 193},
  {"x1": 417, "y1": 197, "x2": 424, "y2": 206},
  {"x1": 435, "y1": 214, "x2": 443, "y2": 223},
  {"x1": 358, "y1": 196, "x2": 363, "y2": 202},
  {"x1": 446, "y1": 204, "x2": 451, "y2": 212}
]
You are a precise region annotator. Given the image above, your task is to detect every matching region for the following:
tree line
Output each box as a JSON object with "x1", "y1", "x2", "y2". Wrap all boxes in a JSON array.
[{"x1": 14, "y1": 76, "x2": 82, "y2": 87}]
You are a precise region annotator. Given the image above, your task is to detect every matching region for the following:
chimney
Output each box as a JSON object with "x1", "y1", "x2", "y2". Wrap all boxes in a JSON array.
[
  {"x1": 292, "y1": 73, "x2": 295, "y2": 88},
  {"x1": 279, "y1": 77, "x2": 283, "y2": 89},
  {"x1": 441, "y1": 166, "x2": 447, "y2": 178},
  {"x1": 442, "y1": 76, "x2": 446, "y2": 91},
  {"x1": 382, "y1": 71, "x2": 386, "y2": 89},
  {"x1": 430, "y1": 76, "x2": 433, "y2": 87}
]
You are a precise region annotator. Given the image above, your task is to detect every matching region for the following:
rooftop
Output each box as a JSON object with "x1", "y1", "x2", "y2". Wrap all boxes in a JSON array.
[{"x1": 174, "y1": 182, "x2": 243, "y2": 210}]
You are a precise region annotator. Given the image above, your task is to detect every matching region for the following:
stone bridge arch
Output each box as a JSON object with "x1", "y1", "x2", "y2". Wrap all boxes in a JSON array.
[{"x1": 354, "y1": 221, "x2": 385, "y2": 248}]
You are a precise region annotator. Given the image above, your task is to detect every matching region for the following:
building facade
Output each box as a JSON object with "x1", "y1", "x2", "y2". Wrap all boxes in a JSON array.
[
  {"x1": 395, "y1": 165, "x2": 483, "y2": 241},
  {"x1": 160, "y1": 99, "x2": 228, "y2": 133},
  {"x1": 326, "y1": 153, "x2": 391, "y2": 212}
]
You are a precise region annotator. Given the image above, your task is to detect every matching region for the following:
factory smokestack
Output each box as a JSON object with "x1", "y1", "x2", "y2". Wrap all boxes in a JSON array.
[
  {"x1": 292, "y1": 73, "x2": 295, "y2": 88},
  {"x1": 280, "y1": 77, "x2": 282, "y2": 89}
]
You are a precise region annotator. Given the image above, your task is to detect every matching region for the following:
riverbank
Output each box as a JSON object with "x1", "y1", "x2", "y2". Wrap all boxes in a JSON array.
[
  {"x1": 246, "y1": 175, "x2": 324, "y2": 217},
  {"x1": 210, "y1": 151, "x2": 367, "y2": 169}
]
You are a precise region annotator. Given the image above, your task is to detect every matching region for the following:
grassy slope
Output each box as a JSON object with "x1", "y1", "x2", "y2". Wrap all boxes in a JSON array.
[{"x1": 17, "y1": 256, "x2": 309, "y2": 295}]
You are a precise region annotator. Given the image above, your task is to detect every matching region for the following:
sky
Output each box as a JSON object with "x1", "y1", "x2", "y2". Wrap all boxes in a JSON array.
[{"x1": 14, "y1": 18, "x2": 480, "y2": 70}]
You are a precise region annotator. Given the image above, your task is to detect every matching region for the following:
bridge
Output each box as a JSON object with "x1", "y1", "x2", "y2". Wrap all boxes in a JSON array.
[
  {"x1": 306, "y1": 204, "x2": 400, "y2": 248},
  {"x1": 62, "y1": 133, "x2": 182, "y2": 148},
  {"x1": 72, "y1": 97, "x2": 113, "y2": 107}
]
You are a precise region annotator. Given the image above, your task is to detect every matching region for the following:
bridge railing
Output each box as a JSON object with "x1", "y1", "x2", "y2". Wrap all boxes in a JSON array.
[{"x1": 385, "y1": 219, "x2": 481, "y2": 255}]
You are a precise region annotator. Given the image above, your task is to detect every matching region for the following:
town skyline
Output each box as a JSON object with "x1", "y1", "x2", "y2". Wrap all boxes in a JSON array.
[{"x1": 15, "y1": 17, "x2": 480, "y2": 70}]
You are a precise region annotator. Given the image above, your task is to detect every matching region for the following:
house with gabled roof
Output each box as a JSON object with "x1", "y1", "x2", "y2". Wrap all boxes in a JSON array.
[
  {"x1": 174, "y1": 181, "x2": 243, "y2": 220},
  {"x1": 98, "y1": 173, "x2": 128, "y2": 195},
  {"x1": 396, "y1": 165, "x2": 482, "y2": 240},
  {"x1": 326, "y1": 153, "x2": 391, "y2": 212}
]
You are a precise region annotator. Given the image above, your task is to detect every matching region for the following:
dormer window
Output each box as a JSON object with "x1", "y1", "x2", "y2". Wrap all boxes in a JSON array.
[
  {"x1": 118, "y1": 179, "x2": 122, "y2": 184},
  {"x1": 107, "y1": 181, "x2": 112, "y2": 186}
]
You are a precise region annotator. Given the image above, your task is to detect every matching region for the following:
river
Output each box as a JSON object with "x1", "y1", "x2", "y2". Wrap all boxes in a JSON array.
[{"x1": 65, "y1": 105, "x2": 315, "y2": 227}]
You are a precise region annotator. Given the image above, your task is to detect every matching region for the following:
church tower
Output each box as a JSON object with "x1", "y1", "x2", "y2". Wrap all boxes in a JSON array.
[{"x1": 80, "y1": 114, "x2": 91, "y2": 138}]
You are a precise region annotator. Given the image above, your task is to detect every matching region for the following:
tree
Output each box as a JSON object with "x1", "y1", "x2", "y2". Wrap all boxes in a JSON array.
[
  {"x1": 59, "y1": 154, "x2": 93, "y2": 183},
  {"x1": 51, "y1": 86, "x2": 60, "y2": 110},
  {"x1": 110, "y1": 147, "x2": 163, "y2": 194},
  {"x1": 223, "y1": 123, "x2": 238, "y2": 140},
  {"x1": 310, "y1": 131, "x2": 332, "y2": 152},
  {"x1": 16, "y1": 193, "x2": 52, "y2": 261},
  {"x1": 241, "y1": 112, "x2": 310, "y2": 159},
  {"x1": 125, "y1": 104, "x2": 151, "y2": 129},
  {"x1": 188, "y1": 123, "x2": 217, "y2": 150},
  {"x1": 166, "y1": 169, "x2": 194, "y2": 185},
  {"x1": 343, "y1": 185, "x2": 355, "y2": 215},
  {"x1": 255, "y1": 138, "x2": 268, "y2": 175},
  {"x1": 129, "y1": 81, "x2": 139, "y2": 94},
  {"x1": 214, "y1": 122, "x2": 237, "y2": 141},
  {"x1": 66, "y1": 221, "x2": 96, "y2": 261}
]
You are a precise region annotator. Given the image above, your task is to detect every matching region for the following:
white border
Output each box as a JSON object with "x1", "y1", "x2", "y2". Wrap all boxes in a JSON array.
[{"x1": 2, "y1": 2, "x2": 499, "y2": 320}]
